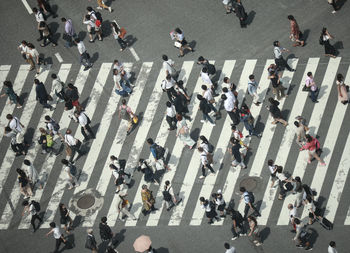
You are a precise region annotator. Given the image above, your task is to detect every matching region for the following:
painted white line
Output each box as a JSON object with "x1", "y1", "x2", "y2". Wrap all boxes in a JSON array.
[
  {"x1": 189, "y1": 60, "x2": 249, "y2": 226},
  {"x1": 55, "y1": 53, "x2": 63, "y2": 63},
  {"x1": 0, "y1": 65, "x2": 50, "y2": 199},
  {"x1": 0, "y1": 64, "x2": 71, "y2": 229},
  {"x1": 275, "y1": 58, "x2": 319, "y2": 225},
  {"x1": 116, "y1": 61, "x2": 195, "y2": 227},
  {"x1": 82, "y1": 62, "x2": 154, "y2": 227},
  {"x1": 345, "y1": 208, "x2": 350, "y2": 225},
  {"x1": 301, "y1": 63, "x2": 349, "y2": 222},
  {"x1": 129, "y1": 47, "x2": 140, "y2": 62},
  {"x1": 277, "y1": 57, "x2": 341, "y2": 225},
  {"x1": 21, "y1": 0, "x2": 33, "y2": 14}
]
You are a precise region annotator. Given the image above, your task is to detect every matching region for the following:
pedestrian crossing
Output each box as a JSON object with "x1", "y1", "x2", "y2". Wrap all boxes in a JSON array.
[{"x1": 0, "y1": 57, "x2": 349, "y2": 231}]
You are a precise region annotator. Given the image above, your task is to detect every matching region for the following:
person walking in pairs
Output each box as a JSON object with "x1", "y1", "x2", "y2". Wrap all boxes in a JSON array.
[
  {"x1": 300, "y1": 134, "x2": 326, "y2": 165},
  {"x1": 288, "y1": 15, "x2": 304, "y2": 47},
  {"x1": 266, "y1": 97, "x2": 288, "y2": 126}
]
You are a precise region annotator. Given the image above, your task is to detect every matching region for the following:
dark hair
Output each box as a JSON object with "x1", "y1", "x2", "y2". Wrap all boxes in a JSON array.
[
  {"x1": 294, "y1": 176, "x2": 301, "y2": 182},
  {"x1": 4, "y1": 126, "x2": 12, "y2": 132},
  {"x1": 61, "y1": 159, "x2": 69, "y2": 165},
  {"x1": 201, "y1": 85, "x2": 207, "y2": 91},
  {"x1": 336, "y1": 73, "x2": 344, "y2": 82},
  {"x1": 176, "y1": 114, "x2": 183, "y2": 121},
  {"x1": 87, "y1": 6, "x2": 93, "y2": 11},
  {"x1": 51, "y1": 73, "x2": 57, "y2": 79},
  {"x1": 198, "y1": 56, "x2": 204, "y2": 62},
  {"x1": 223, "y1": 77, "x2": 229, "y2": 83},
  {"x1": 4, "y1": 81, "x2": 12, "y2": 89},
  {"x1": 44, "y1": 115, "x2": 51, "y2": 121},
  {"x1": 27, "y1": 43, "x2": 35, "y2": 49},
  {"x1": 32, "y1": 7, "x2": 38, "y2": 13},
  {"x1": 67, "y1": 83, "x2": 74, "y2": 89},
  {"x1": 307, "y1": 72, "x2": 312, "y2": 77},
  {"x1": 6, "y1": 114, "x2": 13, "y2": 120},
  {"x1": 224, "y1": 243, "x2": 230, "y2": 249},
  {"x1": 61, "y1": 17, "x2": 67, "y2": 22},
  {"x1": 273, "y1": 41, "x2": 279, "y2": 46},
  {"x1": 211, "y1": 193, "x2": 217, "y2": 198},
  {"x1": 111, "y1": 22, "x2": 119, "y2": 33},
  {"x1": 305, "y1": 134, "x2": 312, "y2": 142},
  {"x1": 49, "y1": 222, "x2": 56, "y2": 228},
  {"x1": 267, "y1": 159, "x2": 274, "y2": 166},
  {"x1": 21, "y1": 40, "x2": 27, "y2": 45},
  {"x1": 287, "y1": 15, "x2": 294, "y2": 21},
  {"x1": 74, "y1": 38, "x2": 80, "y2": 43},
  {"x1": 249, "y1": 74, "x2": 255, "y2": 80},
  {"x1": 198, "y1": 147, "x2": 204, "y2": 152},
  {"x1": 322, "y1": 27, "x2": 327, "y2": 35},
  {"x1": 22, "y1": 200, "x2": 29, "y2": 206},
  {"x1": 165, "y1": 180, "x2": 170, "y2": 186},
  {"x1": 329, "y1": 241, "x2": 336, "y2": 247},
  {"x1": 306, "y1": 195, "x2": 313, "y2": 203},
  {"x1": 177, "y1": 80, "x2": 184, "y2": 87},
  {"x1": 231, "y1": 125, "x2": 236, "y2": 130},
  {"x1": 222, "y1": 87, "x2": 228, "y2": 93},
  {"x1": 199, "y1": 196, "x2": 205, "y2": 202},
  {"x1": 34, "y1": 79, "x2": 40, "y2": 84},
  {"x1": 23, "y1": 159, "x2": 31, "y2": 166},
  {"x1": 221, "y1": 94, "x2": 227, "y2": 100},
  {"x1": 175, "y1": 28, "x2": 182, "y2": 34},
  {"x1": 109, "y1": 164, "x2": 118, "y2": 170},
  {"x1": 166, "y1": 74, "x2": 171, "y2": 81},
  {"x1": 240, "y1": 187, "x2": 246, "y2": 193},
  {"x1": 276, "y1": 166, "x2": 283, "y2": 173},
  {"x1": 166, "y1": 101, "x2": 172, "y2": 107},
  {"x1": 101, "y1": 216, "x2": 107, "y2": 223},
  {"x1": 294, "y1": 217, "x2": 300, "y2": 224},
  {"x1": 196, "y1": 94, "x2": 203, "y2": 100},
  {"x1": 16, "y1": 168, "x2": 26, "y2": 177},
  {"x1": 202, "y1": 67, "x2": 208, "y2": 73},
  {"x1": 39, "y1": 21, "x2": 46, "y2": 28},
  {"x1": 122, "y1": 99, "x2": 127, "y2": 105},
  {"x1": 110, "y1": 155, "x2": 117, "y2": 160},
  {"x1": 85, "y1": 14, "x2": 91, "y2": 20},
  {"x1": 147, "y1": 138, "x2": 154, "y2": 145},
  {"x1": 200, "y1": 135, "x2": 209, "y2": 144},
  {"x1": 294, "y1": 121, "x2": 300, "y2": 127},
  {"x1": 162, "y1": 55, "x2": 168, "y2": 61}
]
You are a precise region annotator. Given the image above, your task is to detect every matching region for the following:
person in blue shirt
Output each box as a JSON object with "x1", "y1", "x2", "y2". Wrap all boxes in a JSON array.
[{"x1": 146, "y1": 138, "x2": 170, "y2": 171}]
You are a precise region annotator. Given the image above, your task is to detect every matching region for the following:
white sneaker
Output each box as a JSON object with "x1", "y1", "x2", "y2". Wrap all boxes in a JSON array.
[
  {"x1": 200, "y1": 120, "x2": 206, "y2": 123},
  {"x1": 199, "y1": 175, "x2": 205, "y2": 179},
  {"x1": 231, "y1": 236, "x2": 238, "y2": 241},
  {"x1": 96, "y1": 6, "x2": 102, "y2": 10},
  {"x1": 332, "y1": 10, "x2": 336, "y2": 14},
  {"x1": 210, "y1": 122, "x2": 216, "y2": 126},
  {"x1": 108, "y1": 6, "x2": 112, "y2": 12}
]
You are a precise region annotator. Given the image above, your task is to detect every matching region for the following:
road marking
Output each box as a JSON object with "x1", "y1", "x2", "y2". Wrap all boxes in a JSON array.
[
  {"x1": 129, "y1": 47, "x2": 140, "y2": 62},
  {"x1": 21, "y1": 0, "x2": 33, "y2": 14},
  {"x1": 55, "y1": 53, "x2": 63, "y2": 63}
]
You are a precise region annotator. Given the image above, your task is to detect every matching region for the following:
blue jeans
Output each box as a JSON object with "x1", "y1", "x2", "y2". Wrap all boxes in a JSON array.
[
  {"x1": 208, "y1": 103, "x2": 217, "y2": 113},
  {"x1": 115, "y1": 81, "x2": 132, "y2": 96},
  {"x1": 243, "y1": 120, "x2": 259, "y2": 136},
  {"x1": 203, "y1": 112, "x2": 214, "y2": 124},
  {"x1": 310, "y1": 88, "x2": 318, "y2": 102}
]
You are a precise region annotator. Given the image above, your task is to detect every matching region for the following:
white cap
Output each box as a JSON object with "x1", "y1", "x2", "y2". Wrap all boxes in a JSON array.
[{"x1": 217, "y1": 189, "x2": 222, "y2": 194}]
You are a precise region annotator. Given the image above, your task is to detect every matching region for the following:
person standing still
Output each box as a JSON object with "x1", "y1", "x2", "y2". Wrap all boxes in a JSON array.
[
  {"x1": 61, "y1": 18, "x2": 76, "y2": 48},
  {"x1": 288, "y1": 15, "x2": 304, "y2": 47},
  {"x1": 85, "y1": 229, "x2": 98, "y2": 253},
  {"x1": 273, "y1": 41, "x2": 295, "y2": 72},
  {"x1": 74, "y1": 38, "x2": 93, "y2": 71},
  {"x1": 46, "y1": 222, "x2": 67, "y2": 253}
]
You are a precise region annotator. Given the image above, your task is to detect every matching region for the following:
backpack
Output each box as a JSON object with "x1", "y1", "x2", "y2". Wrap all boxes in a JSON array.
[
  {"x1": 46, "y1": 134, "x2": 53, "y2": 147},
  {"x1": 319, "y1": 35, "x2": 324, "y2": 45},
  {"x1": 69, "y1": 163, "x2": 77, "y2": 176},
  {"x1": 154, "y1": 144, "x2": 165, "y2": 160},
  {"x1": 206, "y1": 63, "x2": 216, "y2": 75},
  {"x1": 203, "y1": 101, "x2": 212, "y2": 114},
  {"x1": 51, "y1": 119, "x2": 60, "y2": 131},
  {"x1": 31, "y1": 200, "x2": 41, "y2": 212},
  {"x1": 248, "y1": 192, "x2": 255, "y2": 203},
  {"x1": 207, "y1": 143, "x2": 214, "y2": 153},
  {"x1": 162, "y1": 187, "x2": 172, "y2": 201}
]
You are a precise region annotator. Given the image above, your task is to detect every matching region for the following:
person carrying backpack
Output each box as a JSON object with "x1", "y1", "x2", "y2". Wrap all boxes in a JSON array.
[
  {"x1": 197, "y1": 56, "x2": 216, "y2": 78},
  {"x1": 38, "y1": 127, "x2": 54, "y2": 154},
  {"x1": 197, "y1": 94, "x2": 215, "y2": 125},
  {"x1": 199, "y1": 197, "x2": 220, "y2": 224},
  {"x1": 99, "y1": 216, "x2": 113, "y2": 242},
  {"x1": 22, "y1": 199, "x2": 43, "y2": 232},
  {"x1": 163, "y1": 180, "x2": 180, "y2": 211},
  {"x1": 239, "y1": 187, "x2": 260, "y2": 219},
  {"x1": 62, "y1": 159, "x2": 79, "y2": 190},
  {"x1": 45, "y1": 115, "x2": 64, "y2": 141},
  {"x1": 147, "y1": 138, "x2": 170, "y2": 171}
]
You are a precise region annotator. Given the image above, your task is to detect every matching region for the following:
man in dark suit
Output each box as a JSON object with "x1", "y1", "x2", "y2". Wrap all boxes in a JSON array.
[
  {"x1": 235, "y1": 0, "x2": 248, "y2": 28},
  {"x1": 35, "y1": 78, "x2": 53, "y2": 110}
]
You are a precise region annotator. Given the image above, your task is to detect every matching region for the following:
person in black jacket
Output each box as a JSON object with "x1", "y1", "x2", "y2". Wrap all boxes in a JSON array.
[
  {"x1": 267, "y1": 97, "x2": 288, "y2": 126},
  {"x1": 234, "y1": 0, "x2": 248, "y2": 28},
  {"x1": 99, "y1": 217, "x2": 113, "y2": 242},
  {"x1": 197, "y1": 94, "x2": 215, "y2": 125},
  {"x1": 35, "y1": 78, "x2": 53, "y2": 110},
  {"x1": 85, "y1": 228, "x2": 98, "y2": 252},
  {"x1": 65, "y1": 83, "x2": 82, "y2": 111}
]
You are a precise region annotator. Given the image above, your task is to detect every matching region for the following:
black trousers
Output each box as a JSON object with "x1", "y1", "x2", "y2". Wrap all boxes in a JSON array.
[
  {"x1": 243, "y1": 203, "x2": 260, "y2": 219},
  {"x1": 117, "y1": 37, "x2": 127, "y2": 49},
  {"x1": 201, "y1": 164, "x2": 215, "y2": 176},
  {"x1": 55, "y1": 237, "x2": 65, "y2": 252},
  {"x1": 274, "y1": 57, "x2": 293, "y2": 71},
  {"x1": 81, "y1": 124, "x2": 95, "y2": 139},
  {"x1": 42, "y1": 34, "x2": 56, "y2": 46},
  {"x1": 38, "y1": 29, "x2": 43, "y2": 40},
  {"x1": 31, "y1": 214, "x2": 42, "y2": 230},
  {"x1": 231, "y1": 222, "x2": 245, "y2": 237},
  {"x1": 69, "y1": 142, "x2": 83, "y2": 162},
  {"x1": 166, "y1": 115, "x2": 177, "y2": 129}
]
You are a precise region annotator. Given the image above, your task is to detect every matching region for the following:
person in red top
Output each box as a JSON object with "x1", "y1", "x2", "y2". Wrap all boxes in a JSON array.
[
  {"x1": 300, "y1": 134, "x2": 326, "y2": 165},
  {"x1": 288, "y1": 15, "x2": 304, "y2": 47}
]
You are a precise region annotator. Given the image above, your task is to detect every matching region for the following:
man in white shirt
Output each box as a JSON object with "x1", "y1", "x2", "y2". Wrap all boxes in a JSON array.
[
  {"x1": 221, "y1": 94, "x2": 239, "y2": 125},
  {"x1": 46, "y1": 222, "x2": 67, "y2": 252},
  {"x1": 51, "y1": 73, "x2": 65, "y2": 103},
  {"x1": 273, "y1": 40, "x2": 295, "y2": 72},
  {"x1": 74, "y1": 111, "x2": 95, "y2": 141},
  {"x1": 74, "y1": 38, "x2": 92, "y2": 71},
  {"x1": 224, "y1": 242, "x2": 236, "y2": 253},
  {"x1": 165, "y1": 101, "x2": 177, "y2": 130},
  {"x1": 198, "y1": 147, "x2": 215, "y2": 179},
  {"x1": 6, "y1": 114, "x2": 25, "y2": 144},
  {"x1": 61, "y1": 159, "x2": 79, "y2": 189},
  {"x1": 18, "y1": 40, "x2": 29, "y2": 62},
  {"x1": 200, "y1": 67, "x2": 213, "y2": 89},
  {"x1": 22, "y1": 200, "x2": 43, "y2": 232},
  {"x1": 328, "y1": 241, "x2": 338, "y2": 253},
  {"x1": 288, "y1": 203, "x2": 297, "y2": 231},
  {"x1": 64, "y1": 128, "x2": 83, "y2": 162},
  {"x1": 202, "y1": 85, "x2": 219, "y2": 116},
  {"x1": 162, "y1": 55, "x2": 176, "y2": 78},
  {"x1": 161, "y1": 74, "x2": 176, "y2": 101},
  {"x1": 32, "y1": 8, "x2": 45, "y2": 41}
]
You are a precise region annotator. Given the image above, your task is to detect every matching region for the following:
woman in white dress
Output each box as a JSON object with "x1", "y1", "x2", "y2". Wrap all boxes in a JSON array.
[{"x1": 176, "y1": 114, "x2": 195, "y2": 149}]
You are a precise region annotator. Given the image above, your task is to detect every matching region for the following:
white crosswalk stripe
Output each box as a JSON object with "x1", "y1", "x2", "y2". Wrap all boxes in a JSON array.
[{"x1": 0, "y1": 58, "x2": 349, "y2": 231}]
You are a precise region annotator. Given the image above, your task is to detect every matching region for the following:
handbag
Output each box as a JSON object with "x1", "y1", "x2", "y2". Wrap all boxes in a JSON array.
[
  {"x1": 174, "y1": 41, "x2": 181, "y2": 48},
  {"x1": 132, "y1": 116, "x2": 138, "y2": 124},
  {"x1": 302, "y1": 84, "x2": 311, "y2": 92}
]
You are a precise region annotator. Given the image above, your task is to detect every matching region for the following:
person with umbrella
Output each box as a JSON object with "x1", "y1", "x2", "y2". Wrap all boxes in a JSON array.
[{"x1": 133, "y1": 235, "x2": 154, "y2": 253}]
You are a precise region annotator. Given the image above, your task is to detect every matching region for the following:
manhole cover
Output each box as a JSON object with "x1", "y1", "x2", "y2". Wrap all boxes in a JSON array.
[
  {"x1": 239, "y1": 178, "x2": 257, "y2": 192},
  {"x1": 77, "y1": 194, "x2": 95, "y2": 209}
]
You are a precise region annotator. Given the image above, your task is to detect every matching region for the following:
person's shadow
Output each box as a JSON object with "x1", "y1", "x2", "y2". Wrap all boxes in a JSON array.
[{"x1": 245, "y1": 11, "x2": 256, "y2": 25}]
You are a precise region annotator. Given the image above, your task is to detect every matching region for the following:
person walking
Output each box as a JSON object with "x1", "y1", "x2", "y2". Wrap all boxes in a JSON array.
[
  {"x1": 293, "y1": 218, "x2": 313, "y2": 251},
  {"x1": 198, "y1": 146, "x2": 215, "y2": 179},
  {"x1": 173, "y1": 28, "x2": 193, "y2": 57},
  {"x1": 17, "y1": 168, "x2": 33, "y2": 198},
  {"x1": 27, "y1": 43, "x2": 42, "y2": 76},
  {"x1": 202, "y1": 85, "x2": 219, "y2": 116},
  {"x1": 197, "y1": 56, "x2": 217, "y2": 80},
  {"x1": 328, "y1": 241, "x2": 338, "y2": 253},
  {"x1": 46, "y1": 222, "x2": 67, "y2": 253},
  {"x1": 110, "y1": 164, "x2": 125, "y2": 193},
  {"x1": 99, "y1": 217, "x2": 113, "y2": 243},
  {"x1": 162, "y1": 54, "x2": 177, "y2": 78},
  {"x1": 273, "y1": 41, "x2": 295, "y2": 72},
  {"x1": 229, "y1": 137, "x2": 247, "y2": 169},
  {"x1": 300, "y1": 134, "x2": 326, "y2": 165},
  {"x1": 64, "y1": 129, "x2": 83, "y2": 163},
  {"x1": 198, "y1": 94, "x2": 215, "y2": 125},
  {"x1": 267, "y1": 159, "x2": 278, "y2": 188},
  {"x1": 61, "y1": 18, "x2": 76, "y2": 48},
  {"x1": 275, "y1": 166, "x2": 294, "y2": 200},
  {"x1": 114, "y1": 69, "x2": 132, "y2": 96},
  {"x1": 83, "y1": 14, "x2": 103, "y2": 43},
  {"x1": 35, "y1": 78, "x2": 53, "y2": 110},
  {"x1": 336, "y1": 73, "x2": 349, "y2": 104},
  {"x1": 294, "y1": 121, "x2": 306, "y2": 147},
  {"x1": 65, "y1": 83, "x2": 82, "y2": 111},
  {"x1": 96, "y1": 0, "x2": 112, "y2": 12},
  {"x1": 234, "y1": 0, "x2": 248, "y2": 28},
  {"x1": 118, "y1": 99, "x2": 136, "y2": 135},
  {"x1": 199, "y1": 197, "x2": 220, "y2": 224},
  {"x1": 287, "y1": 203, "x2": 297, "y2": 232},
  {"x1": 111, "y1": 21, "x2": 127, "y2": 51},
  {"x1": 165, "y1": 101, "x2": 177, "y2": 131},
  {"x1": 240, "y1": 187, "x2": 260, "y2": 219},
  {"x1": 293, "y1": 176, "x2": 304, "y2": 208},
  {"x1": 45, "y1": 115, "x2": 64, "y2": 141},
  {"x1": 161, "y1": 74, "x2": 176, "y2": 102},
  {"x1": 197, "y1": 135, "x2": 214, "y2": 165},
  {"x1": 138, "y1": 159, "x2": 159, "y2": 185},
  {"x1": 224, "y1": 242, "x2": 236, "y2": 253},
  {"x1": 328, "y1": 0, "x2": 338, "y2": 14},
  {"x1": 23, "y1": 159, "x2": 41, "y2": 190},
  {"x1": 212, "y1": 190, "x2": 226, "y2": 217},
  {"x1": 117, "y1": 193, "x2": 137, "y2": 221},
  {"x1": 270, "y1": 70, "x2": 286, "y2": 101},
  {"x1": 221, "y1": 94, "x2": 239, "y2": 125},
  {"x1": 74, "y1": 110, "x2": 95, "y2": 141},
  {"x1": 18, "y1": 40, "x2": 29, "y2": 64},
  {"x1": 147, "y1": 138, "x2": 170, "y2": 171},
  {"x1": 59, "y1": 203, "x2": 73, "y2": 233},
  {"x1": 176, "y1": 114, "x2": 195, "y2": 149},
  {"x1": 305, "y1": 72, "x2": 319, "y2": 103},
  {"x1": 85, "y1": 228, "x2": 98, "y2": 253},
  {"x1": 247, "y1": 75, "x2": 261, "y2": 106},
  {"x1": 38, "y1": 21, "x2": 57, "y2": 47},
  {"x1": 74, "y1": 38, "x2": 93, "y2": 71},
  {"x1": 7, "y1": 114, "x2": 26, "y2": 143},
  {"x1": 1, "y1": 80, "x2": 22, "y2": 108},
  {"x1": 266, "y1": 97, "x2": 288, "y2": 126},
  {"x1": 173, "y1": 83, "x2": 190, "y2": 119},
  {"x1": 304, "y1": 196, "x2": 323, "y2": 225},
  {"x1": 288, "y1": 15, "x2": 304, "y2": 47},
  {"x1": 37, "y1": 0, "x2": 57, "y2": 18},
  {"x1": 228, "y1": 208, "x2": 246, "y2": 240},
  {"x1": 141, "y1": 184, "x2": 157, "y2": 216},
  {"x1": 231, "y1": 125, "x2": 248, "y2": 159},
  {"x1": 200, "y1": 67, "x2": 216, "y2": 94},
  {"x1": 62, "y1": 159, "x2": 79, "y2": 189},
  {"x1": 248, "y1": 215, "x2": 262, "y2": 246},
  {"x1": 32, "y1": 7, "x2": 45, "y2": 41},
  {"x1": 4, "y1": 127, "x2": 24, "y2": 156},
  {"x1": 164, "y1": 180, "x2": 181, "y2": 211},
  {"x1": 22, "y1": 200, "x2": 42, "y2": 232},
  {"x1": 320, "y1": 27, "x2": 336, "y2": 58},
  {"x1": 240, "y1": 104, "x2": 261, "y2": 137},
  {"x1": 51, "y1": 74, "x2": 65, "y2": 103}
]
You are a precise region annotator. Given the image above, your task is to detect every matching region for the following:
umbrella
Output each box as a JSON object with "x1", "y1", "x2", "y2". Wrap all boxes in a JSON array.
[{"x1": 133, "y1": 235, "x2": 152, "y2": 252}]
